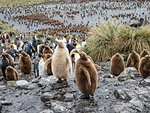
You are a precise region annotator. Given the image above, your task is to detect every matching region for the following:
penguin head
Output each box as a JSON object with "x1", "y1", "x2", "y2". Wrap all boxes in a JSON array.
[
  {"x1": 2, "y1": 54, "x2": 6, "y2": 59},
  {"x1": 21, "y1": 51, "x2": 28, "y2": 57},
  {"x1": 79, "y1": 52, "x2": 88, "y2": 60},
  {"x1": 6, "y1": 66, "x2": 13, "y2": 72},
  {"x1": 24, "y1": 40, "x2": 27, "y2": 43},
  {"x1": 57, "y1": 41, "x2": 65, "y2": 48}
]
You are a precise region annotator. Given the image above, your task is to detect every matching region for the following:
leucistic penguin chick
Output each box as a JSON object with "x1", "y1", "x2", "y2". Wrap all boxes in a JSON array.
[
  {"x1": 75, "y1": 52, "x2": 98, "y2": 99},
  {"x1": 38, "y1": 57, "x2": 45, "y2": 77},
  {"x1": 110, "y1": 53, "x2": 125, "y2": 76},
  {"x1": 52, "y1": 40, "x2": 72, "y2": 83}
]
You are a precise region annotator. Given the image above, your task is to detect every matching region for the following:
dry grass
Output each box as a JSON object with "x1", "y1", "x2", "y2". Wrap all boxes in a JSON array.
[
  {"x1": 82, "y1": 22, "x2": 150, "y2": 62},
  {"x1": 0, "y1": 21, "x2": 18, "y2": 35}
]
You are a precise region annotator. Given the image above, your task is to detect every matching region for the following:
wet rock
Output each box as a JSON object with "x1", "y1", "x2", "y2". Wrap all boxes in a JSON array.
[
  {"x1": 52, "y1": 102, "x2": 67, "y2": 113},
  {"x1": 0, "y1": 103, "x2": 2, "y2": 111},
  {"x1": 16, "y1": 80, "x2": 29, "y2": 86},
  {"x1": 41, "y1": 92, "x2": 54, "y2": 103},
  {"x1": 129, "y1": 98, "x2": 143, "y2": 112},
  {"x1": 7, "y1": 81, "x2": 16, "y2": 87},
  {"x1": 118, "y1": 67, "x2": 140, "y2": 81},
  {"x1": 0, "y1": 85, "x2": 6, "y2": 89},
  {"x1": 31, "y1": 78, "x2": 39, "y2": 83},
  {"x1": 140, "y1": 76, "x2": 150, "y2": 87},
  {"x1": 103, "y1": 57, "x2": 110, "y2": 62},
  {"x1": 64, "y1": 93, "x2": 74, "y2": 102},
  {"x1": 40, "y1": 109, "x2": 54, "y2": 113},
  {"x1": 38, "y1": 78, "x2": 51, "y2": 87},
  {"x1": 114, "y1": 90, "x2": 131, "y2": 101},
  {"x1": 1, "y1": 100, "x2": 12, "y2": 105},
  {"x1": 44, "y1": 101, "x2": 51, "y2": 108}
]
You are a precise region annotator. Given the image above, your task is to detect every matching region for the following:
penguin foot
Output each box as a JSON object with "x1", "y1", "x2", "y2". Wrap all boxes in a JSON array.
[
  {"x1": 80, "y1": 95, "x2": 90, "y2": 99},
  {"x1": 63, "y1": 79, "x2": 68, "y2": 85},
  {"x1": 90, "y1": 94, "x2": 94, "y2": 97},
  {"x1": 56, "y1": 78, "x2": 63, "y2": 83}
]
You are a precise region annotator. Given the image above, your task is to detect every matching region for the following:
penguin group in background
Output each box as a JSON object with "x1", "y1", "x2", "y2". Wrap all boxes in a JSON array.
[
  {"x1": 52, "y1": 41, "x2": 72, "y2": 83},
  {"x1": 18, "y1": 51, "x2": 32, "y2": 74},
  {"x1": 66, "y1": 43, "x2": 75, "y2": 53},
  {"x1": 139, "y1": 55, "x2": 150, "y2": 78},
  {"x1": 5, "y1": 66, "x2": 19, "y2": 81},
  {"x1": 1, "y1": 54, "x2": 10, "y2": 80},
  {"x1": 75, "y1": 52, "x2": 98, "y2": 99},
  {"x1": 126, "y1": 51, "x2": 140, "y2": 70},
  {"x1": 140, "y1": 49, "x2": 150, "y2": 59},
  {"x1": 110, "y1": 53, "x2": 125, "y2": 76}
]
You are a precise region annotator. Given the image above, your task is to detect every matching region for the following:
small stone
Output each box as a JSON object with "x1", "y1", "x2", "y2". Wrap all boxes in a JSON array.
[
  {"x1": 64, "y1": 93, "x2": 74, "y2": 102},
  {"x1": 53, "y1": 104, "x2": 67, "y2": 113},
  {"x1": 16, "y1": 80, "x2": 29, "y2": 86},
  {"x1": 31, "y1": 78, "x2": 39, "y2": 83},
  {"x1": 0, "y1": 103, "x2": 2, "y2": 111},
  {"x1": 1, "y1": 100, "x2": 12, "y2": 105},
  {"x1": 41, "y1": 93, "x2": 53, "y2": 103},
  {"x1": 114, "y1": 90, "x2": 131, "y2": 101},
  {"x1": 7, "y1": 81, "x2": 16, "y2": 87},
  {"x1": 40, "y1": 109, "x2": 54, "y2": 113},
  {"x1": 44, "y1": 101, "x2": 51, "y2": 108}
]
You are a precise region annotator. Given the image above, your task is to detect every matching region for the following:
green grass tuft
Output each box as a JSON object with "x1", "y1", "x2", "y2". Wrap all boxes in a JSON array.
[{"x1": 82, "y1": 22, "x2": 150, "y2": 62}]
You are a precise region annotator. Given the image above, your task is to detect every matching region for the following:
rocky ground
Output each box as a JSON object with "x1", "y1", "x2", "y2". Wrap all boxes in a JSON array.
[{"x1": 0, "y1": 62, "x2": 150, "y2": 113}]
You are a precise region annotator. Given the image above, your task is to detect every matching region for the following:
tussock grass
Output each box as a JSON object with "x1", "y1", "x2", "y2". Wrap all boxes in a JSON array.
[
  {"x1": 0, "y1": 21, "x2": 18, "y2": 35},
  {"x1": 82, "y1": 22, "x2": 150, "y2": 62}
]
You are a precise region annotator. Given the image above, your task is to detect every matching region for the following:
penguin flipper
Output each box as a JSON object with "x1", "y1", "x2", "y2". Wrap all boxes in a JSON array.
[{"x1": 81, "y1": 66, "x2": 91, "y2": 86}]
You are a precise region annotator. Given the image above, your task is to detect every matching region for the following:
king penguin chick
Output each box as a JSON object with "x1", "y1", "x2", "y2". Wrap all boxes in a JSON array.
[
  {"x1": 75, "y1": 52, "x2": 98, "y2": 99},
  {"x1": 110, "y1": 53, "x2": 125, "y2": 76},
  {"x1": 1, "y1": 54, "x2": 10, "y2": 80},
  {"x1": 52, "y1": 41, "x2": 72, "y2": 83},
  {"x1": 45, "y1": 57, "x2": 53, "y2": 75},
  {"x1": 44, "y1": 53, "x2": 52, "y2": 62},
  {"x1": 5, "y1": 53, "x2": 14, "y2": 67},
  {"x1": 5, "y1": 66, "x2": 19, "y2": 81},
  {"x1": 38, "y1": 57, "x2": 45, "y2": 77},
  {"x1": 18, "y1": 51, "x2": 32, "y2": 74},
  {"x1": 139, "y1": 55, "x2": 150, "y2": 78},
  {"x1": 43, "y1": 45, "x2": 53, "y2": 56},
  {"x1": 140, "y1": 49, "x2": 150, "y2": 59},
  {"x1": 126, "y1": 51, "x2": 140, "y2": 70}
]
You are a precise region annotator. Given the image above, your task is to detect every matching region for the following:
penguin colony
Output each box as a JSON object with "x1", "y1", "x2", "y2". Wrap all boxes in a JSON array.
[{"x1": 0, "y1": 31, "x2": 150, "y2": 99}]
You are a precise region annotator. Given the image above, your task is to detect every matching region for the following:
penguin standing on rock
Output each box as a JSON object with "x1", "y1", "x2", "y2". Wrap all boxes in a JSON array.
[
  {"x1": 1, "y1": 54, "x2": 10, "y2": 80},
  {"x1": 5, "y1": 66, "x2": 19, "y2": 81},
  {"x1": 52, "y1": 41, "x2": 72, "y2": 83},
  {"x1": 110, "y1": 53, "x2": 125, "y2": 76},
  {"x1": 126, "y1": 51, "x2": 140, "y2": 70},
  {"x1": 75, "y1": 52, "x2": 98, "y2": 99},
  {"x1": 18, "y1": 51, "x2": 32, "y2": 74},
  {"x1": 139, "y1": 55, "x2": 150, "y2": 78}
]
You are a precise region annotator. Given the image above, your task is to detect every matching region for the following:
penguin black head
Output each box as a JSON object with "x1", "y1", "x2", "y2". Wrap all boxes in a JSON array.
[{"x1": 2, "y1": 54, "x2": 6, "y2": 59}]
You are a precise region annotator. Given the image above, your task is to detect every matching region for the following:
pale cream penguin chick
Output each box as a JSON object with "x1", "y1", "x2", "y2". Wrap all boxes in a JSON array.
[{"x1": 52, "y1": 40, "x2": 72, "y2": 83}]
